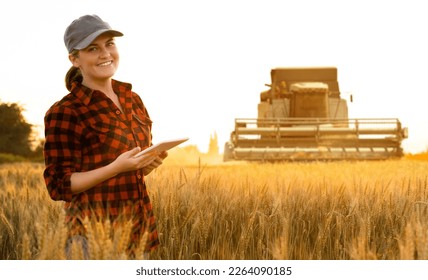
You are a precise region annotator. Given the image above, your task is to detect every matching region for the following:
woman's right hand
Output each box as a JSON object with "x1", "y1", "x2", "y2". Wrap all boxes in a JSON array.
[{"x1": 112, "y1": 147, "x2": 159, "y2": 173}]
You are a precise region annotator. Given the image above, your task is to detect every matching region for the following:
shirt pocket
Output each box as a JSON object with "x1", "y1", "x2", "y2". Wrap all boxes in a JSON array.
[
  {"x1": 86, "y1": 117, "x2": 131, "y2": 156},
  {"x1": 132, "y1": 112, "x2": 152, "y2": 148}
]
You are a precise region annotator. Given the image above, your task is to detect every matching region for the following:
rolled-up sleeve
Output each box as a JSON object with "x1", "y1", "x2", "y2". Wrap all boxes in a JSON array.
[{"x1": 43, "y1": 104, "x2": 82, "y2": 202}]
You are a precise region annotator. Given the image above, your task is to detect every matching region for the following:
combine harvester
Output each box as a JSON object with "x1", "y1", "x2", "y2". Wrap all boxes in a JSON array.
[{"x1": 224, "y1": 67, "x2": 408, "y2": 161}]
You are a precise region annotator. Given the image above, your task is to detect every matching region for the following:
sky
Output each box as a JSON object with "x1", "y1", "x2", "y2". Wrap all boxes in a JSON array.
[{"x1": 0, "y1": 0, "x2": 427, "y2": 154}]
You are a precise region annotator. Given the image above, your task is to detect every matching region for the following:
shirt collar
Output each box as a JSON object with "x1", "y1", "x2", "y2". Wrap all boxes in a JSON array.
[{"x1": 70, "y1": 79, "x2": 133, "y2": 106}]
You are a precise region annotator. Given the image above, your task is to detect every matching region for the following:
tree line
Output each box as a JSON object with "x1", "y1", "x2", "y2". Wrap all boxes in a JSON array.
[
  {"x1": 0, "y1": 101, "x2": 220, "y2": 163},
  {"x1": 0, "y1": 101, "x2": 43, "y2": 162}
]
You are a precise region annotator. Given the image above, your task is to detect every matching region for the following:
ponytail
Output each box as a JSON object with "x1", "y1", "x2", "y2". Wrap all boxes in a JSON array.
[
  {"x1": 65, "y1": 66, "x2": 82, "y2": 91},
  {"x1": 65, "y1": 50, "x2": 82, "y2": 91}
]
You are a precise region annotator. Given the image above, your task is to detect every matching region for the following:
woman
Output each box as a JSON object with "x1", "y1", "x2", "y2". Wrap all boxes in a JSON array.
[{"x1": 43, "y1": 14, "x2": 166, "y2": 258}]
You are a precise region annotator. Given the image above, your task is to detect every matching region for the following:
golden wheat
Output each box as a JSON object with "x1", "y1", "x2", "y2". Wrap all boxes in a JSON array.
[{"x1": 1, "y1": 159, "x2": 428, "y2": 260}]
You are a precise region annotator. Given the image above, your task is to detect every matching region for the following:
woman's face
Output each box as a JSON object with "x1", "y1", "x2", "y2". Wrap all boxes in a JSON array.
[{"x1": 70, "y1": 33, "x2": 119, "y2": 83}]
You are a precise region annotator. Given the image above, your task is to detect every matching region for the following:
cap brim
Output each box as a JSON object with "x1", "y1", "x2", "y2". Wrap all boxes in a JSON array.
[{"x1": 74, "y1": 29, "x2": 123, "y2": 50}]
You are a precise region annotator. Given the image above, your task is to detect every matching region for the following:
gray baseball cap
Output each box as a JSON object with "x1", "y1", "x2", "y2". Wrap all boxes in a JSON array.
[{"x1": 64, "y1": 14, "x2": 123, "y2": 53}]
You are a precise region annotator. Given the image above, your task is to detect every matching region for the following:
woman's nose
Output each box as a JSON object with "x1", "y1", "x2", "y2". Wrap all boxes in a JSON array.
[{"x1": 99, "y1": 47, "x2": 110, "y2": 58}]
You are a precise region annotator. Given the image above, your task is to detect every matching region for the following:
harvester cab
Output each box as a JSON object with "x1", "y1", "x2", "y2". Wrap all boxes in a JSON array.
[{"x1": 224, "y1": 67, "x2": 408, "y2": 161}]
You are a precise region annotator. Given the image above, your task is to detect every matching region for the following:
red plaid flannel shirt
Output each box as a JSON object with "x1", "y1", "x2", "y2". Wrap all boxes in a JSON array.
[{"x1": 43, "y1": 80, "x2": 159, "y2": 252}]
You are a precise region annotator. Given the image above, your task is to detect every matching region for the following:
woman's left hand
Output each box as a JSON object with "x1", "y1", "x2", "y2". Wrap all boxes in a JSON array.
[{"x1": 143, "y1": 151, "x2": 168, "y2": 176}]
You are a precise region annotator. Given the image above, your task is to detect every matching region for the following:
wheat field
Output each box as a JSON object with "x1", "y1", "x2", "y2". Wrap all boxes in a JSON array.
[{"x1": 1, "y1": 158, "x2": 428, "y2": 260}]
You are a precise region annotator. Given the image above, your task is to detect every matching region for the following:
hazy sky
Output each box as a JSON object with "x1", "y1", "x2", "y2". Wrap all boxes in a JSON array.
[{"x1": 1, "y1": 0, "x2": 427, "y2": 153}]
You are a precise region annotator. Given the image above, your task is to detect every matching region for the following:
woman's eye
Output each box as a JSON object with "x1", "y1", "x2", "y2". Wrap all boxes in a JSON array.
[{"x1": 88, "y1": 47, "x2": 98, "y2": 52}]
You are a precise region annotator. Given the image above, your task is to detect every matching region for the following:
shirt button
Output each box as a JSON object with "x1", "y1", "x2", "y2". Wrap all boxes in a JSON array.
[{"x1": 115, "y1": 110, "x2": 121, "y2": 115}]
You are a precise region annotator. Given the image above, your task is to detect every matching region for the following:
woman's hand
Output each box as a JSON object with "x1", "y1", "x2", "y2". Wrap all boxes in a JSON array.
[
  {"x1": 70, "y1": 147, "x2": 163, "y2": 194},
  {"x1": 143, "y1": 150, "x2": 168, "y2": 176},
  {"x1": 111, "y1": 147, "x2": 159, "y2": 174}
]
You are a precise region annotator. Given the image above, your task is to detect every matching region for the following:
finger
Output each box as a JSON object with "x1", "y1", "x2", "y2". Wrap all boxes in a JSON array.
[
  {"x1": 135, "y1": 150, "x2": 157, "y2": 160},
  {"x1": 151, "y1": 157, "x2": 163, "y2": 166},
  {"x1": 143, "y1": 167, "x2": 154, "y2": 176},
  {"x1": 129, "y1": 146, "x2": 142, "y2": 156},
  {"x1": 140, "y1": 154, "x2": 159, "y2": 166},
  {"x1": 159, "y1": 151, "x2": 168, "y2": 159},
  {"x1": 144, "y1": 157, "x2": 163, "y2": 169}
]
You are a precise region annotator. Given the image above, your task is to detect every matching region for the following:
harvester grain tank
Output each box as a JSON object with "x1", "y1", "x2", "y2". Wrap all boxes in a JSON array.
[{"x1": 224, "y1": 67, "x2": 408, "y2": 161}]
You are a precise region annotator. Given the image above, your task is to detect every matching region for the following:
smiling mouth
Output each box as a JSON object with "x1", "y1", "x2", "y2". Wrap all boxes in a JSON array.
[{"x1": 98, "y1": 61, "x2": 113, "y2": 67}]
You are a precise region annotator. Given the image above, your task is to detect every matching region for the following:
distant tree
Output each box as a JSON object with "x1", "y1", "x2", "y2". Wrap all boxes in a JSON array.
[{"x1": 0, "y1": 102, "x2": 33, "y2": 156}]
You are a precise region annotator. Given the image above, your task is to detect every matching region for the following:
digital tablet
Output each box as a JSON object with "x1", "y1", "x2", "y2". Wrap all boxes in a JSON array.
[{"x1": 133, "y1": 137, "x2": 189, "y2": 158}]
